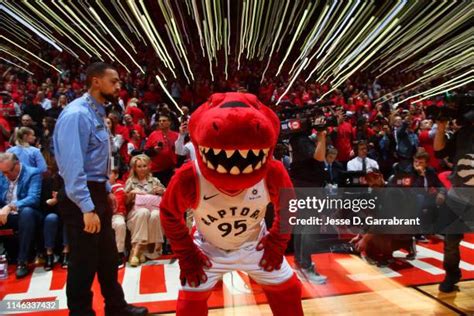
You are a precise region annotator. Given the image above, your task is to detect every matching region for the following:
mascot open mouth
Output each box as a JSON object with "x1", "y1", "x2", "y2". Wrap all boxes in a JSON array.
[
  {"x1": 189, "y1": 92, "x2": 280, "y2": 191},
  {"x1": 197, "y1": 147, "x2": 270, "y2": 174}
]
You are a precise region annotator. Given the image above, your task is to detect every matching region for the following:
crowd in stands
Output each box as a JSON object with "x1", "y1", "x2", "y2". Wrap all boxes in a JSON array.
[{"x1": 0, "y1": 50, "x2": 464, "y2": 277}]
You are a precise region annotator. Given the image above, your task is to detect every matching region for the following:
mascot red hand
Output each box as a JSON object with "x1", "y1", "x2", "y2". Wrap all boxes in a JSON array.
[{"x1": 160, "y1": 92, "x2": 303, "y2": 316}]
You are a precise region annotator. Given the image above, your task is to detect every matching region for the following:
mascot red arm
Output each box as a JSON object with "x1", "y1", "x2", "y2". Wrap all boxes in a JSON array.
[{"x1": 160, "y1": 92, "x2": 303, "y2": 316}]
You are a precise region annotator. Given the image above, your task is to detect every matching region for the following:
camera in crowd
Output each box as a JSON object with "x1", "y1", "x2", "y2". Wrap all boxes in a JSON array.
[
  {"x1": 279, "y1": 101, "x2": 339, "y2": 138},
  {"x1": 435, "y1": 91, "x2": 474, "y2": 124}
]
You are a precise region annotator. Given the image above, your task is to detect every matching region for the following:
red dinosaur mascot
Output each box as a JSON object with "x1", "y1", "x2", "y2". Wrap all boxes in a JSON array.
[{"x1": 160, "y1": 92, "x2": 303, "y2": 316}]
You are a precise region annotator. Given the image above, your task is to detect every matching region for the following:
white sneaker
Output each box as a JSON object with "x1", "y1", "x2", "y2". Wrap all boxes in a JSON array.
[{"x1": 296, "y1": 264, "x2": 327, "y2": 284}]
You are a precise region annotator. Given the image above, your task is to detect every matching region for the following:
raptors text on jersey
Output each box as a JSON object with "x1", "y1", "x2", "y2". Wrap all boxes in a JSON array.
[{"x1": 192, "y1": 160, "x2": 271, "y2": 250}]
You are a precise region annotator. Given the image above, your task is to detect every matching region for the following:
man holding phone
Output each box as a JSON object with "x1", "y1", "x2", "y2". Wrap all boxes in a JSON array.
[{"x1": 144, "y1": 114, "x2": 179, "y2": 186}]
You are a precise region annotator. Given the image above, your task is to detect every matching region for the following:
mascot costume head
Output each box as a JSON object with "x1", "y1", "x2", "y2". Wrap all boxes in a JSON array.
[{"x1": 189, "y1": 92, "x2": 280, "y2": 192}]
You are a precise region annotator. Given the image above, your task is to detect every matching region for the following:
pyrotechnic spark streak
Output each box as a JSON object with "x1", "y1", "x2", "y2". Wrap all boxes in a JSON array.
[
  {"x1": 35, "y1": 1, "x2": 97, "y2": 57},
  {"x1": 1, "y1": 35, "x2": 61, "y2": 73},
  {"x1": 214, "y1": 0, "x2": 222, "y2": 49},
  {"x1": 224, "y1": 18, "x2": 229, "y2": 80},
  {"x1": 89, "y1": 7, "x2": 141, "y2": 74},
  {"x1": 376, "y1": 3, "x2": 469, "y2": 77},
  {"x1": 0, "y1": 47, "x2": 29, "y2": 65},
  {"x1": 0, "y1": 57, "x2": 34, "y2": 75},
  {"x1": 315, "y1": 0, "x2": 360, "y2": 60},
  {"x1": 411, "y1": 78, "x2": 474, "y2": 104},
  {"x1": 19, "y1": 1, "x2": 81, "y2": 59},
  {"x1": 164, "y1": 24, "x2": 191, "y2": 84},
  {"x1": 305, "y1": 12, "x2": 374, "y2": 82},
  {"x1": 237, "y1": 0, "x2": 248, "y2": 70},
  {"x1": 275, "y1": 6, "x2": 311, "y2": 76},
  {"x1": 202, "y1": 18, "x2": 215, "y2": 81},
  {"x1": 301, "y1": 1, "x2": 336, "y2": 60},
  {"x1": 245, "y1": 0, "x2": 258, "y2": 59},
  {"x1": 96, "y1": 0, "x2": 137, "y2": 54},
  {"x1": 171, "y1": 18, "x2": 195, "y2": 81},
  {"x1": 155, "y1": 75, "x2": 183, "y2": 115},
  {"x1": 52, "y1": 1, "x2": 112, "y2": 60},
  {"x1": 175, "y1": 1, "x2": 191, "y2": 45},
  {"x1": 260, "y1": 0, "x2": 290, "y2": 82},
  {"x1": 191, "y1": 0, "x2": 206, "y2": 56},
  {"x1": 276, "y1": 58, "x2": 309, "y2": 105},
  {"x1": 276, "y1": 0, "x2": 302, "y2": 53},
  {"x1": 0, "y1": 20, "x2": 31, "y2": 44},
  {"x1": 204, "y1": 0, "x2": 216, "y2": 58},
  {"x1": 135, "y1": 0, "x2": 175, "y2": 69},
  {"x1": 339, "y1": 0, "x2": 407, "y2": 71},
  {"x1": 0, "y1": 4, "x2": 62, "y2": 52},
  {"x1": 226, "y1": 0, "x2": 231, "y2": 53},
  {"x1": 3, "y1": 2, "x2": 51, "y2": 37},
  {"x1": 320, "y1": 20, "x2": 402, "y2": 101},
  {"x1": 114, "y1": 0, "x2": 146, "y2": 42},
  {"x1": 397, "y1": 71, "x2": 473, "y2": 104}
]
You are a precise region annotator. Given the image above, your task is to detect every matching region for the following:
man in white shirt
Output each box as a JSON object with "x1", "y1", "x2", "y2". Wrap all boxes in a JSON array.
[
  {"x1": 175, "y1": 119, "x2": 196, "y2": 162},
  {"x1": 347, "y1": 140, "x2": 379, "y2": 172}
]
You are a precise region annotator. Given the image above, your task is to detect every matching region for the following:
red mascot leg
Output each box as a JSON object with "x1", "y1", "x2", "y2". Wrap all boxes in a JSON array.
[
  {"x1": 260, "y1": 273, "x2": 304, "y2": 316},
  {"x1": 176, "y1": 290, "x2": 212, "y2": 316}
]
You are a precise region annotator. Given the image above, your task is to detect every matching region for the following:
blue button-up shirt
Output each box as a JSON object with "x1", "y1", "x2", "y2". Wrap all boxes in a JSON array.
[{"x1": 53, "y1": 93, "x2": 110, "y2": 213}]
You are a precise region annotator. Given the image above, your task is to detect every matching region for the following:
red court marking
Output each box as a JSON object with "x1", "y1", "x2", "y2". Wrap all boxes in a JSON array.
[{"x1": 2, "y1": 234, "x2": 474, "y2": 315}]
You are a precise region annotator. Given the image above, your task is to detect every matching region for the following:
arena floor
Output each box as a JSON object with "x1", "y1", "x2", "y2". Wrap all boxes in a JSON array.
[{"x1": 1, "y1": 235, "x2": 473, "y2": 315}]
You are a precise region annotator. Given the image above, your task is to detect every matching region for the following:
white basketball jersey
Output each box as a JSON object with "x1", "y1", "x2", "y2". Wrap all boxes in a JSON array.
[{"x1": 192, "y1": 160, "x2": 270, "y2": 250}]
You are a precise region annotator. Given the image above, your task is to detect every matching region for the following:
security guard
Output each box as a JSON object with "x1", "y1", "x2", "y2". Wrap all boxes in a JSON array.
[{"x1": 54, "y1": 62, "x2": 148, "y2": 316}]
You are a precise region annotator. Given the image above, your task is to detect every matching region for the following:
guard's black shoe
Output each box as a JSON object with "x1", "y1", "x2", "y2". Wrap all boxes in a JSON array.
[
  {"x1": 44, "y1": 254, "x2": 55, "y2": 271},
  {"x1": 439, "y1": 273, "x2": 461, "y2": 293},
  {"x1": 61, "y1": 253, "x2": 69, "y2": 269},
  {"x1": 105, "y1": 304, "x2": 148, "y2": 316},
  {"x1": 16, "y1": 263, "x2": 29, "y2": 279}
]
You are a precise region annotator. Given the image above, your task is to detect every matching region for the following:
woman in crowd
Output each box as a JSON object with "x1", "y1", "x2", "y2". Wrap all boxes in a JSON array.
[
  {"x1": 125, "y1": 154, "x2": 165, "y2": 267},
  {"x1": 7, "y1": 126, "x2": 47, "y2": 173},
  {"x1": 41, "y1": 152, "x2": 69, "y2": 270},
  {"x1": 105, "y1": 117, "x2": 125, "y2": 171},
  {"x1": 41, "y1": 116, "x2": 56, "y2": 152}
]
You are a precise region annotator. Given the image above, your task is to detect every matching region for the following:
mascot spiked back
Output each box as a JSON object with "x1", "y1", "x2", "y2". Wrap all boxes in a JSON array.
[{"x1": 160, "y1": 92, "x2": 303, "y2": 316}]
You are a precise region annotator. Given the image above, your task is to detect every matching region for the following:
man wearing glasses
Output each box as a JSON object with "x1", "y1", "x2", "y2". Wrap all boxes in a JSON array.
[{"x1": 0, "y1": 152, "x2": 42, "y2": 278}]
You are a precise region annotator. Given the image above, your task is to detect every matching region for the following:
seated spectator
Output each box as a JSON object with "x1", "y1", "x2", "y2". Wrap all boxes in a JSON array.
[
  {"x1": 347, "y1": 140, "x2": 379, "y2": 172},
  {"x1": 0, "y1": 153, "x2": 42, "y2": 278},
  {"x1": 351, "y1": 171, "x2": 415, "y2": 266},
  {"x1": 125, "y1": 154, "x2": 165, "y2": 267},
  {"x1": 127, "y1": 129, "x2": 143, "y2": 158},
  {"x1": 7, "y1": 127, "x2": 47, "y2": 173},
  {"x1": 110, "y1": 169, "x2": 127, "y2": 269},
  {"x1": 40, "y1": 155, "x2": 69, "y2": 271},
  {"x1": 319, "y1": 146, "x2": 344, "y2": 186}
]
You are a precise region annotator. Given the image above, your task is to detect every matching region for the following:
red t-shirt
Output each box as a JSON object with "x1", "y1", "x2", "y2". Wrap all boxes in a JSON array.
[
  {"x1": 111, "y1": 181, "x2": 127, "y2": 216},
  {"x1": 0, "y1": 116, "x2": 11, "y2": 152},
  {"x1": 142, "y1": 91, "x2": 161, "y2": 104},
  {"x1": 123, "y1": 123, "x2": 146, "y2": 139},
  {"x1": 419, "y1": 130, "x2": 440, "y2": 170},
  {"x1": 144, "y1": 130, "x2": 179, "y2": 172},
  {"x1": 334, "y1": 121, "x2": 353, "y2": 162}
]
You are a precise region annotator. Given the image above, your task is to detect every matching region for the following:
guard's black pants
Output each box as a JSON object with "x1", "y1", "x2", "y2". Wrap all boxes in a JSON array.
[{"x1": 59, "y1": 182, "x2": 127, "y2": 316}]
